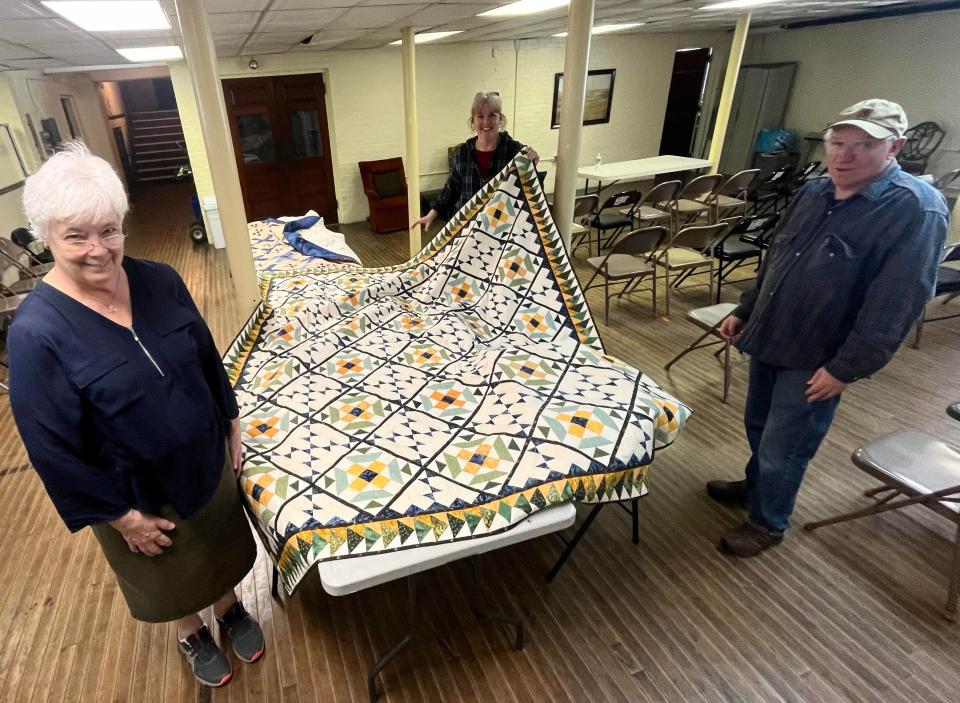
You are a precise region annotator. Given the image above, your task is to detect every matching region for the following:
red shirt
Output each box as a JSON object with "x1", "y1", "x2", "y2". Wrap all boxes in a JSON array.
[{"x1": 475, "y1": 148, "x2": 494, "y2": 178}]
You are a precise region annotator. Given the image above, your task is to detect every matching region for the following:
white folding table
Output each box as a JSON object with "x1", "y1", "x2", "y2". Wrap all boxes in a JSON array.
[
  {"x1": 578, "y1": 155, "x2": 713, "y2": 195},
  {"x1": 308, "y1": 503, "x2": 577, "y2": 701}
]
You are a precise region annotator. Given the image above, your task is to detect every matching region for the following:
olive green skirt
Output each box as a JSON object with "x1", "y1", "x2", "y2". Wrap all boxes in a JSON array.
[{"x1": 91, "y1": 454, "x2": 257, "y2": 623}]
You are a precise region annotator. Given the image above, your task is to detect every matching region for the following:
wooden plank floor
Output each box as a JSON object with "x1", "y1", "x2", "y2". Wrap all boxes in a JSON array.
[{"x1": 1, "y1": 180, "x2": 959, "y2": 703}]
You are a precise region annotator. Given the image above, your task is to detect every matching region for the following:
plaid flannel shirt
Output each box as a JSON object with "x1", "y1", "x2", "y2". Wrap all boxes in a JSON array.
[{"x1": 432, "y1": 132, "x2": 525, "y2": 221}]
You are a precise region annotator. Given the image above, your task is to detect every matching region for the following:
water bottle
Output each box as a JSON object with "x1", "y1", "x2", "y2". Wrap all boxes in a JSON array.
[{"x1": 595, "y1": 153, "x2": 602, "y2": 168}]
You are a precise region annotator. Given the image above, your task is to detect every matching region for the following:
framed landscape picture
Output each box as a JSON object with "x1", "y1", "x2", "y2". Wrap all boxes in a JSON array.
[{"x1": 551, "y1": 68, "x2": 616, "y2": 129}]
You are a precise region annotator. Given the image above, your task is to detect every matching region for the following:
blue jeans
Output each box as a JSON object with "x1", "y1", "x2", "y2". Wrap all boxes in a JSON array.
[{"x1": 742, "y1": 358, "x2": 840, "y2": 533}]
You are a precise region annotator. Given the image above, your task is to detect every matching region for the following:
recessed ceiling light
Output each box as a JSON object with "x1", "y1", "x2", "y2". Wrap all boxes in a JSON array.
[
  {"x1": 43, "y1": 1, "x2": 170, "y2": 31},
  {"x1": 388, "y1": 31, "x2": 464, "y2": 45},
  {"x1": 699, "y1": 0, "x2": 790, "y2": 9},
  {"x1": 117, "y1": 45, "x2": 182, "y2": 62},
  {"x1": 553, "y1": 22, "x2": 645, "y2": 37},
  {"x1": 480, "y1": 0, "x2": 570, "y2": 19}
]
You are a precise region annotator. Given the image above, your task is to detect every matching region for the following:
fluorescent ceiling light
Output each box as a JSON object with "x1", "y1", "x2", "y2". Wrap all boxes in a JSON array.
[
  {"x1": 699, "y1": 0, "x2": 788, "y2": 9},
  {"x1": 117, "y1": 45, "x2": 182, "y2": 62},
  {"x1": 554, "y1": 22, "x2": 645, "y2": 37},
  {"x1": 388, "y1": 31, "x2": 463, "y2": 45},
  {"x1": 43, "y1": 1, "x2": 170, "y2": 31},
  {"x1": 480, "y1": 0, "x2": 569, "y2": 19}
]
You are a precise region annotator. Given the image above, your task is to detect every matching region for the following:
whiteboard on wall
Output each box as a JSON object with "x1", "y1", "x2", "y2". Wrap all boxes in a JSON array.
[{"x1": 0, "y1": 123, "x2": 29, "y2": 196}]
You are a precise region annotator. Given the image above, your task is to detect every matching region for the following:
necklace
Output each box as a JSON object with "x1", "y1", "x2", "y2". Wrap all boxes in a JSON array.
[{"x1": 77, "y1": 271, "x2": 123, "y2": 313}]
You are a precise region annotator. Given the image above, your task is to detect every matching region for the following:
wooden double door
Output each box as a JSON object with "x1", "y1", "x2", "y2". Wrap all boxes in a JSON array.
[{"x1": 222, "y1": 73, "x2": 338, "y2": 222}]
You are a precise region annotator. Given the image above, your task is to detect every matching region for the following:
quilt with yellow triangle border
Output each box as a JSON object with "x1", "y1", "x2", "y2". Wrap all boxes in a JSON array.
[{"x1": 224, "y1": 155, "x2": 691, "y2": 594}]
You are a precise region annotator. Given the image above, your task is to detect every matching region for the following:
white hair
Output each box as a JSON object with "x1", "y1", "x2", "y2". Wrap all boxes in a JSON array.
[
  {"x1": 468, "y1": 91, "x2": 507, "y2": 131},
  {"x1": 22, "y1": 140, "x2": 129, "y2": 243}
]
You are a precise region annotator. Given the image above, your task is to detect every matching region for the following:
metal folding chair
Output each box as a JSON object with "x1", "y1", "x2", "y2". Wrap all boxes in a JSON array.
[
  {"x1": 664, "y1": 302, "x2": 738, "y2": 402},
  {"x1": 581, "y1": 226, "x2": 668, "y2": 323},
  {"x1": 804, "y1": 406, "x2": 960, "y2": 620}
]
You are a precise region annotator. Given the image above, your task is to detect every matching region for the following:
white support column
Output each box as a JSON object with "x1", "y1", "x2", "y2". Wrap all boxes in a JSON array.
[
  {"x1": 401, "y1": 27, "x2": 421, "y2": 258},
  {"x1": 708, "y1": 13, "x2": 751, "y2": 174},
  {"x1": 552, "y1": 0, "x2": 596, "y2": 251},
  {"x1": 173, "y1": 0, "x2": 259, "y2": 314}
]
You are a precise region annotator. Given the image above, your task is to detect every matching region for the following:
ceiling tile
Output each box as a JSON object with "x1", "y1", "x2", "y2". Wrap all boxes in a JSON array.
[
  {"x1": 207, "y1": 11, "x2": 261, "y2": 34},
  {"x1": 401, "y1": 4, "x2": 491, "y2": 28},
  {"x1": 204, "y1": 0, "x2": 272, "y2": 11},
  {"x1": 2, "y1": 57, "x2": 69, "y2": 68},
  {"x1": 259, "y1": 9, "x2": 345, "y2": 32},
  {"x1": 0, "y1": 1, "x2": 55, "y2": 20},
  {"x1": 0, "y1": 18, "x2": 84, "y2": 42},
  {"x1": 325, "y1": 5, "x2": 424, "y2": 30},
  {"x1": 0, "y1": 40, "x2": 44, "y2": 60},
  {"x1": 273, "y1": 0, "x2": 355, "y2": 8}
]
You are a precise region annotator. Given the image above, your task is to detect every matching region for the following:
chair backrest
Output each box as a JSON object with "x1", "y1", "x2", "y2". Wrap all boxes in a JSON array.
[
  {"x1": 357, "y1": 158, "x2": 406, "y2": 197},
  {"x1": 758, "y1": 165, "x2": 793, "y2": 188},
  {"x1": 796, "y1": 161, "x2": 821, "y2": 182},
  {"x1": 679, "y1": 173, "x2": 723, "y2": 200},
  {"x1": 642, "y1": 179, "x2": 682, "y2": 206},
  {"x1": 900, "y1": 121, "x2": 945, "y2": 161},
  {"x1": 610, "y1": 227, "x2": 668, "y2": 259},
  {"x1": 599, "y1": 189, "x2": 643, "y2": 214},
  {"x1": 573, "y1": 194, "x2": 599, "y2": 221},
  {"x1": 719, "y1": 169, "x2": 760, "y2": 196},
  {"x1": 0, "y1": 238, "x2": 34, "y2": 276},
  {"x1": 933, "y1": 168, "x2": 960, "y2": 192},
  {"x1": 670, "y1": 222, "x2": 729, "y2": 254}
]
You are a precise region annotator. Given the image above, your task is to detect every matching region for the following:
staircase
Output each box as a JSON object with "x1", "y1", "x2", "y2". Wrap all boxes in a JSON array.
[{"x1": 128, "y1": 109, "x2": 189, "y2": 184}]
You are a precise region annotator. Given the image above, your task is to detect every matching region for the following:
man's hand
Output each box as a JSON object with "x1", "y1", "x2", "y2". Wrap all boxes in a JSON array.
[
  {"x1": 109, "y1": 509, "x2": 176, "y2": 557},
  {"x1": 717, "y1": 314, "x2": 745, "y2": 343},
  {"x1": 229, "y1": 417, "x2": 243, "y2": 477},
  {"x1": 806, "y1": 367, "x2": 847, "y2": 402}
]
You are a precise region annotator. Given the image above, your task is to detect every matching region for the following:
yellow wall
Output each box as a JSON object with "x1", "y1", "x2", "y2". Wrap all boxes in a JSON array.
[{"x1": 171, "y1": 31, "x2": 730, "y2": 224}]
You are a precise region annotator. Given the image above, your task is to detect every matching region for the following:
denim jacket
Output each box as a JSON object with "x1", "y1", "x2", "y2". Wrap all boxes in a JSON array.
[{"x1": 733, "y1": 162, "x2": 948, "y2": 383}]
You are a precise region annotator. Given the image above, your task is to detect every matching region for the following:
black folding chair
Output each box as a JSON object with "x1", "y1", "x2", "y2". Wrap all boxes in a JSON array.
[{"x1": 712, "y1": 212, "x2": 781, "y2": 302}]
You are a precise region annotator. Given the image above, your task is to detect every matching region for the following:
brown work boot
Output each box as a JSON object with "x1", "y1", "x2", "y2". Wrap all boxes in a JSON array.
[
  {"x1": 706, "y1": 479, "x2": 749, "y2": 508},
  {"x1": 719, "y1": 522, "x2": 783, "y2": 557}
]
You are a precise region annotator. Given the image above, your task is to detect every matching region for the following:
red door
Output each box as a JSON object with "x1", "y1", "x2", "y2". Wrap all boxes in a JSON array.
[{"x1": 222, "y1": 73, "x2": 338, "y2": 222}]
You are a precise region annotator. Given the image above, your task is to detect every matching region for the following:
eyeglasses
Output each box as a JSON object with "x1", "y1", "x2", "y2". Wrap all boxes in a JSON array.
[
  {"x1": 61, "y1": 231, "x2": 127, "y2": 250},
  {"x1": 824, "y1": 138, "x2": 892, "y2": 155}
]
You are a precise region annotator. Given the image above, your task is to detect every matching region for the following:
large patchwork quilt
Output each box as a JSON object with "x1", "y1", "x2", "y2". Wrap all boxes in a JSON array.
[{"x1": 226, "y1": 156, "x2": 691, "y2": 593}]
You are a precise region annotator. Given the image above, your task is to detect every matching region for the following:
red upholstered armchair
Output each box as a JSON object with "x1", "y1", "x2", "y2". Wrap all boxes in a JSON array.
[{"x1": 358, "y1": 158, "x2": 409, "y2": 233}]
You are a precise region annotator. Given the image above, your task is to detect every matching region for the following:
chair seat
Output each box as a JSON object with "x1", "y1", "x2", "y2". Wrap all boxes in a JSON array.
[
  {"x1": 715, "y1": 194, "x2": 747, "y2": 208},
  {"x1": 676, "y1": 198, "x2": 710, "y2": 213},
  {"x1": 631, "y1": 205, "x2": 671, "y2": 222},
  {"x1": 586, "y1": 254, "x2": 655, "y2": 278},
  {"x1": 659, "y1": 247, "x2": 712, "y2": 268},
  {"x1": 688, "y1": 302, "x2": 736, "y2": 329},
  {"x1": 936, "y1": 266, "x2": 960, "y2": 293},
  {"x1": 716, "y1": 239, "x2": 762, "y2": 258},
  {"x1": 592, "y1": 212, "x2": 632, "y2": 230},
  {"x1": 855, "y1": 430, "x2": 960, "y2": 512}
]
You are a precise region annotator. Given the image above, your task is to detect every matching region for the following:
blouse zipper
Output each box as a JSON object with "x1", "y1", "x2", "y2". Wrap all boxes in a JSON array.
[{"x1": 130, "y1": 327, "x2": 165, "y2": 377}]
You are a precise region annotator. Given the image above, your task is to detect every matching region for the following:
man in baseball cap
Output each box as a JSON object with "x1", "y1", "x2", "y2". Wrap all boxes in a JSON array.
[{"x1": 705, "y1": 99, "x2": 948, "y2": 557}]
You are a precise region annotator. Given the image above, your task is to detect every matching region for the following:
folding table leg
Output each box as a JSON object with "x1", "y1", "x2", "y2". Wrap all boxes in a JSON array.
[
  {"x1": 545, "y1": 504, "x2": 605, "y2": 582},
  {"x1": 470, "y1": 556, "x2": 524, "y2": 650},
  {"x1": 368, "y1": 576, "x2": 420, "y2": 703},
  {"x1": 271, "y1": 565, "x2": 280, "y2": 599}
]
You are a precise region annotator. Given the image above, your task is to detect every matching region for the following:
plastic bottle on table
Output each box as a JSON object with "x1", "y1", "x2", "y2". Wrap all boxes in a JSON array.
[{"x1": 595, "y1": 153, "x2": 602, "y2": 168}]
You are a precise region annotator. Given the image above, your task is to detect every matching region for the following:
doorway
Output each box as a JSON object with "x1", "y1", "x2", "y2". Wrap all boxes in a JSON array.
[
  {"x1": 658, "y1": 48, "x2": 712, "y2": 157},
  {"x1": 222, "y1": 73, "x2": 338, "y2": 223}
]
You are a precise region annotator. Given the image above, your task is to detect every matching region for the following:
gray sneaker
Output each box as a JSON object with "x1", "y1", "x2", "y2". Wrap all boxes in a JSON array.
[
  {"x1": 217, "y1": 602, "x2": 265, "y2": 663},
  {"x1": 177, "y1": 625, "x2": 232, "y2": 687}
]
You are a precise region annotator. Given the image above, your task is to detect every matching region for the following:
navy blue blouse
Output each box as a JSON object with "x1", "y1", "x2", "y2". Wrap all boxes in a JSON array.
[{"x1": 8, "y1": 257, "x2": 239, "y2": 532}]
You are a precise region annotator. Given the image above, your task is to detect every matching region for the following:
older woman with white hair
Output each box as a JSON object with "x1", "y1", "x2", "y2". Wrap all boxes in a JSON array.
[
  {"x1": 8, "y1": 142, "x2": 263, "y2": 687},
  {"x1": 413, "y1": 91, "x2": 540, "y2": 231}
]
